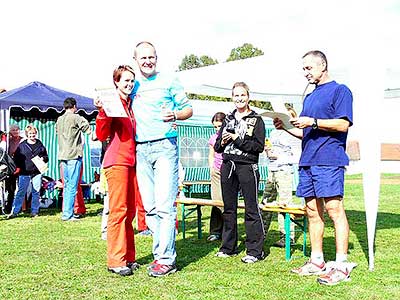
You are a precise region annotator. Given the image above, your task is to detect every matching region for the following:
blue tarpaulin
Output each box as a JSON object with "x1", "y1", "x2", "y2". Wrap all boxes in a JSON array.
[{"x1": 0, "y1": 81, "x2": 96, "y2": 114}]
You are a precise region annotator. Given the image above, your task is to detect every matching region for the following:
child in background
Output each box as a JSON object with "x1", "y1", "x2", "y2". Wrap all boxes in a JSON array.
[
  {"x1": 262, "y1": 107, "x2": 301, "y2": 247},
  {"x1": 207, "y1": 112, "x2": 226, "y2": 241}
]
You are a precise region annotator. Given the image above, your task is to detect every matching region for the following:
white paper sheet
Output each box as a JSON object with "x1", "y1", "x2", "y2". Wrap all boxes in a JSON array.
[
  {"x1": 260, "y1": 111, "x2": 294, "y2": 129},
  {"x1": 31, "y1": 156, "x2": 48, "y2": 174},
  {"x1": 95, "y1": 88, "x2": 128, "y2": 118}
]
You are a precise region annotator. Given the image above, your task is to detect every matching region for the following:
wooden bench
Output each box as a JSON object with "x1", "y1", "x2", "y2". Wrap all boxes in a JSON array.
[
  {"x1": 261, "y1": 204, "x2": 307, "y2": 260},
  {"x1": 175, "y1": 197, "x2": 307, "y2": 261}
]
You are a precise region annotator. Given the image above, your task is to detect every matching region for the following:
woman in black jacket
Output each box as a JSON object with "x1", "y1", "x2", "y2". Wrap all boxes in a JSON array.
[
  {"x1": 9, "y1": 124, "x2": 48, "y2": 218},
  {"x1": 214, "y1": 82, "x2": 266, "y2": 263}
]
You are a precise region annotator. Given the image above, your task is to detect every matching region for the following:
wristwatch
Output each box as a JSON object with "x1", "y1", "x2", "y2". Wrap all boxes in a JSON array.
[{"x1": 312, "y1": 118, "x2": 318, "y2": 130}]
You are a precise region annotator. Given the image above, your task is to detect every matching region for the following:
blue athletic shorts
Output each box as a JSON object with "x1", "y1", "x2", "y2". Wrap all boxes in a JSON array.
[{"x1": 296, "y1": 166, "x2": 345, "y2": 198}]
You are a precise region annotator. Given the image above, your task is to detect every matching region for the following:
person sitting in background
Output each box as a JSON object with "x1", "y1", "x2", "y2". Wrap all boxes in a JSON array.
[
  {"x1": 207, "y1": 112, "x2": 226, "y2": 242},
  {"x1": 261, "y1": 107, "x2": 301, "y2": 248},
  {"x1": 8, "y1": 124, "x2": 48, "y2": 218}
]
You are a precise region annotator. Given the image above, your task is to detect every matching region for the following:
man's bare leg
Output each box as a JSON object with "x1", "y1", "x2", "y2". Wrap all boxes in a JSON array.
[{"x1": 325, "y1": 196, "x2": 349, "y2": 256}]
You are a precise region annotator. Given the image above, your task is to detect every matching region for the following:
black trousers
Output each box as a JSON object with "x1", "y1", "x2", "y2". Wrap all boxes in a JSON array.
[
  {"x1": 4, "y1": 174, "x2": 17, "y2": 214},
  {"x1": 219, "y1": 161, "x2": 265, "y2": 257}
]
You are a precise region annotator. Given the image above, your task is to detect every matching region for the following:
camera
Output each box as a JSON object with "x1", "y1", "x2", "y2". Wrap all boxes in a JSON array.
[{"x1": 225, "y1": 121, "x2": 236, "y2": 134}]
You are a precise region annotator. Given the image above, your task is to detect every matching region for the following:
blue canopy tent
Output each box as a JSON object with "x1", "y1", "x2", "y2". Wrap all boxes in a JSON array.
[
  {"x1": 0, "y1": 81, "x2": 98, "y2": 194},
  {"x1": 0, "y1": 81, "x2": 96, "y2": 114}
]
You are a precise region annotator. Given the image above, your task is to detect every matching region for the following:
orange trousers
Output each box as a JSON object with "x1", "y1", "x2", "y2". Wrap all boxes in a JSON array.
[
  {"x1": 105, "y1": 165, "x2": 136, "y2": 268},
  {"x1": 134, "y1": 179, "x2": 147, "y2": 232}
]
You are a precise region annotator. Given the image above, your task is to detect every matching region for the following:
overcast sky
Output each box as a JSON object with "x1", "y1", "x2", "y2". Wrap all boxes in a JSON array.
[{"x1": 0, "y1": 0, "x2": 398, "y2": 96}]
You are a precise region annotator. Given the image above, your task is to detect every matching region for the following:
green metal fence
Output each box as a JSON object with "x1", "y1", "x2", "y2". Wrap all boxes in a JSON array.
[{"x1": 177, "y1": 123, "x2": 274, "y2": 194}]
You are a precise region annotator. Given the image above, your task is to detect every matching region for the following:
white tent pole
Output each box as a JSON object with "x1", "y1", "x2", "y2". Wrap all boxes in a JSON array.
[{"x1": 349, "y1": 4, "x2": 383, "y2": 271}]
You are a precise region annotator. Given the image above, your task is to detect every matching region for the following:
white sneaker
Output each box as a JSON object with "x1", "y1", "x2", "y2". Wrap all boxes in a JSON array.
[{"x1": 215, "y1": 251, "x2": 237, "y2": 258}]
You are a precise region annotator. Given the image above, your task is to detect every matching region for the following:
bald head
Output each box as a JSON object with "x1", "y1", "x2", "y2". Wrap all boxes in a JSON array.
[{"x1": 134, "y1": 41, "x2": 158, "y2": 78}]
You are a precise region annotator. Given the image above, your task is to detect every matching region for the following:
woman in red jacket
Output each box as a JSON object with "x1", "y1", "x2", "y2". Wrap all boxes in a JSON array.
[{"x1": 94, "y1": 65, "x2": 139, "y2": 276}]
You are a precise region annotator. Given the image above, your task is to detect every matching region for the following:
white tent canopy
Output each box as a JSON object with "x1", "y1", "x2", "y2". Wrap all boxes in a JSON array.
[
  {"x1": 176, "y1": 54, "x2": 353, "y2": 114},
  {"x1": 176, "y1": 55, "x2": 305, "y2": 103}
]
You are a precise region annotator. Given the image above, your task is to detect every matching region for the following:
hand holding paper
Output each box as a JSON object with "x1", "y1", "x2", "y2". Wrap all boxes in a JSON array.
[
  {"x1": 31, "y1": 156, "x2": 48, "y2": 174},
  {"x1": 260, "y1": 111, "x2": 294, "y2": 129},
  {"x1": 94, "y1": 88, "x2": 128, "y2": 118}
]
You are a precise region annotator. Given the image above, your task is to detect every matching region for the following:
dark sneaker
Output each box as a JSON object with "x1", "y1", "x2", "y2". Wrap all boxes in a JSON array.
[
  {"x1": 147, "y1": 260, "x2": 158, "y2": 270},
  {"x1": 148, "y1": 264, "x2": 177, "y2": 277},
  {"x1": 73, "y1": 214, "x2": 85, "y2": 219},
  {"x1": 273, "y1": 237, "x2": 295, "y2": 248},
  {"x1": 107, "y1": 266, "x2": 133, "y2": 276},
  {"x1": 127, "y1": 262, "x2": 140, "y2": 271},
  {"x1": 207, "y1": 234, "x2": 221, "y2": 242},
  {"x1": 291, "y1": 260, "x2": 326, "y2": 276}
]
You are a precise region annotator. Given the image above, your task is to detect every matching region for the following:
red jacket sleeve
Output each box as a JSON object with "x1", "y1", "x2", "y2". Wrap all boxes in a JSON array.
[{"x1": 95, "y1": 110, "x2": 112, "y2": 141}]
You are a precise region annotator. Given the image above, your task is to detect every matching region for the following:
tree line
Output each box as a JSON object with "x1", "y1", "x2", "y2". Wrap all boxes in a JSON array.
[{"x1": 178, "y1": 43, "x2": 272, "y2": 110}]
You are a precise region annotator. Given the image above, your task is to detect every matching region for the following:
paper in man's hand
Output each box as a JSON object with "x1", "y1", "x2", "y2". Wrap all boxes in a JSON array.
[
  {"x1": 261, "y1": 111, "x2": 294, "y2": 129},
  {"x1": 95, "y1": 88, "x2": 128, "y2": 118}
]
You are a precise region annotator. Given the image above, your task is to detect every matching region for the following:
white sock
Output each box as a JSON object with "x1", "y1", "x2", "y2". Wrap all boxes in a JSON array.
[
  {"x1": 311, "y1": 252, "x2": 324, "y2": 264},
  {"x1": 336, "y1": 253, "x2": 348, "y2": 263}
]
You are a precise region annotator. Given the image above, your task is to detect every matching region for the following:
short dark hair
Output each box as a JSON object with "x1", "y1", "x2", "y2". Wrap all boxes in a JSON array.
[
  {"x1": 64, "y1": 97, "x2": 77, "y2": 109},
  {"x1": 113, "y1": 65, "x2": 135, "y2": 88},
  {"x1": 302, "y1": 50, "x2": 328, "y2": 71},
  {"x1": 211, "y1": 112, "x2": 226, "y2": 123}
]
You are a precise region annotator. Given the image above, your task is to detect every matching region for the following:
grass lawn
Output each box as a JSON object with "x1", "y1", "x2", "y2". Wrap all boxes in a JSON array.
[{"x1": 0, "y1": 174, "x2": 399, "y2": 300}]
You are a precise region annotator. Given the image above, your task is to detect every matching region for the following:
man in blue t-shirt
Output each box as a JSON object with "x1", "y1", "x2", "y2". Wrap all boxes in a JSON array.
[
  {"x1": 132, "y1": 41, "x2": 193, "y2": 277},
  {"x1": 273, "y1": 50, "x2": 354, "y2": 286}
]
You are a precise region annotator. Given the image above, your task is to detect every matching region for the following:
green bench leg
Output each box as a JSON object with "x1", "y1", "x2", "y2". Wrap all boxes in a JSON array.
[
  {"x1": 180, "y1": 204, "x2": 203, "y2": 240},
  {"x1": 303, "y1": 217, "x2": 307, "y2": 257},
  {"x1": 284, "y1": 212, "x2": 291, "y2": 261},
  {"x1": 284, "y1": 213, "x2": 308, "y2": 260}
]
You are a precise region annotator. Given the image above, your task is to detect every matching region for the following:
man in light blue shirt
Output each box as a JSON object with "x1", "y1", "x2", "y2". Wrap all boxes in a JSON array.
[{"x1": 132, "y1": 41, "x2": 193, "y2": 277}]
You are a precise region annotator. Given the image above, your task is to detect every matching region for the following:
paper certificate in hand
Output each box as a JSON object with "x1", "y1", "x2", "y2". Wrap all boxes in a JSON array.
[
  {"x1": 31, "y1": 156, "x2": 48, "y2": 174},
  {"x1": 260, "y1": 111, "x2": 294, "y2": 130},
  {"x1": 95, "y1": 88, "x2": 128, "y2": 118}
]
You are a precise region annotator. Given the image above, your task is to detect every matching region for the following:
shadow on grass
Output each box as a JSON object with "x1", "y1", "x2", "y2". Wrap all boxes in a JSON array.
[
  {"x1": 0, "y1": 207, "x2": 60, "y2": 220},
  {"x1": 346, "y1": 209, "x2": 400, "y2": 262},
  {"x1": 175, "y1": 208, "x2": 400, "y2": 266},
  {"x1": 175, "y1": 217, "x2": 220, "y2": 269},
  {"x1": 298, "y1": 209, "x2": 400, "y2": 262},
  {"x1": 175, "y1": 211, "x2": 293, "y2": 268}
]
